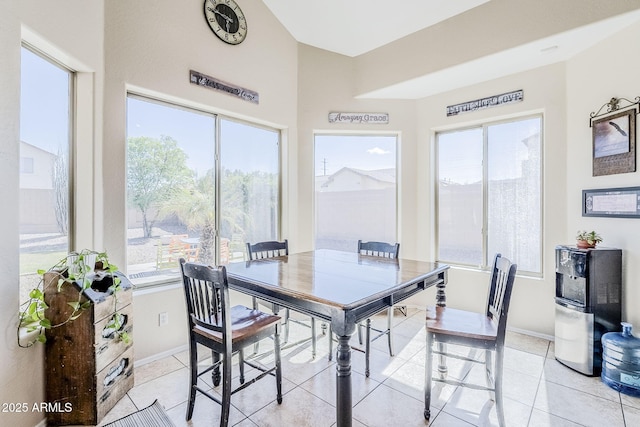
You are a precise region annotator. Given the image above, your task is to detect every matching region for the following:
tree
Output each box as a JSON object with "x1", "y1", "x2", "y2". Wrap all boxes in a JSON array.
[
  {"x1": 127, "y1": 136, "x2": 191, "y2": 238},
  {"x1": 219, "y1": 169, "x2": 250, "y2": 238},
  {"x1": 161, "y1": 167, "x2": 277, "y2": 265},
  {"x1": 52, "y1": 147, "x2": 68, "y2": 235},
  {"x1": 164, "y1": 170, "x2": 218, "y2": 265}
]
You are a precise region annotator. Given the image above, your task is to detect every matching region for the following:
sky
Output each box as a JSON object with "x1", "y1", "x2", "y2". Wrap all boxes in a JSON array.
[
  {"x1": 437, "y1": 117, "x2": 540, "y2": 184},
  {"x1": 20, "y1": 47, "x2": 70, "y2": 154},
  {"x1": 127, "y1": 97, "x2": 279, "y2": 175},
  {"x1": 314, "y1": 134, "x2": 397, "y2": 176}
]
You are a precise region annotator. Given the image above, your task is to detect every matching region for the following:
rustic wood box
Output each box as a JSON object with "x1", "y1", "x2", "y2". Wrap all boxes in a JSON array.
[{"x1": 44, "y1": 271, "x2": 133, "y2": 426}]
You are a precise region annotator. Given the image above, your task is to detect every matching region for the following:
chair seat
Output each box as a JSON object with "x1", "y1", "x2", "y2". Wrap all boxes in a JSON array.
[
  {"x1": 194, "y1": 305, "x2": 281, "y2": 344},
  {"x1": 425, "y1": 255, "x2": 517, "y2": 426},
  {"x1": 426, "y1": 306, "x2": 498, "y2": 341}
]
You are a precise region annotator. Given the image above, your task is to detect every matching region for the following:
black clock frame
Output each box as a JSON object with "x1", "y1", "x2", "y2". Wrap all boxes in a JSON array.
[{"x1": 203, "y1": 0, "x2": 247, "y2": 45}]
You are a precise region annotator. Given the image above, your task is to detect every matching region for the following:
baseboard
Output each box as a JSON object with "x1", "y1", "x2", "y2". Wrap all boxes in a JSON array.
[
  {"x1": 508, "y1": 326, "x2": 554, "y2": 342},
  {"x1": 134, "y1": 344, "x2": 188, "y2": 368}
]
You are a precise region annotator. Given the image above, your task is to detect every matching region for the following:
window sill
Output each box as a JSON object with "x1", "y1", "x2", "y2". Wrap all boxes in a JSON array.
[{"x1": 132, "y1": 280, "x2": 181, "y2": 296}]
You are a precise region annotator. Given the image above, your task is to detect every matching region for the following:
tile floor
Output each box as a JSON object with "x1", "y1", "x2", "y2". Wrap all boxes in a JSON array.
[{"x1": 99, "y1": 308, "x2": 640, "y2": 427}]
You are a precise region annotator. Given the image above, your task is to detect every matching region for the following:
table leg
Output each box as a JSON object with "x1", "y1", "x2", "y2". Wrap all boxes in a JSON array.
[
  {"x1": 336, "y1": 334, "x2": 352, "y2": 427},
  {"x1": 435, "y1": 279, "x2": 448, "y2": 377},
  {"x1": 435, "y1": 279, "x2": 447, "y2": 307}
]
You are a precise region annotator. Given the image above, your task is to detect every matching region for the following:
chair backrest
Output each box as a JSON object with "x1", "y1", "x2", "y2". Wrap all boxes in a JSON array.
[
  {"x1": 246, "y1": 240, "x2": 289, "y2": 260},
  {"x1": 485, "y1": 253, "x2": 517, "y2": 345},
  {"x1": 357, "y1": 240, "x2": 400, "y2": 259},
  {"x1": 179, "y1": 258, "x2": 232, "y2": 346}
]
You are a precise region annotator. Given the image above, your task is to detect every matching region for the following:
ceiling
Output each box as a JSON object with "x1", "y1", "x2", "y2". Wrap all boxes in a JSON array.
[
  {"x1": 260, "y1": 0, "x2": 489, "y2": 57},
  {"x1": 261, "y1": 1, "x2": 640, "y2": 99}
]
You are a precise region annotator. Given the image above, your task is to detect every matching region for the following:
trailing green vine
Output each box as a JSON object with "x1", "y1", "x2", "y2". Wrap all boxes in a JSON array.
[{"x1": 18, "y1": 249, "x2": 130, "y2": 348}]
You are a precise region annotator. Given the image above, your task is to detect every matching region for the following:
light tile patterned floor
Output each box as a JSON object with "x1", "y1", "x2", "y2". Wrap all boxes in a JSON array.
[{"x1": 99, "y1": 308, "x2": 640, "y2": 427}]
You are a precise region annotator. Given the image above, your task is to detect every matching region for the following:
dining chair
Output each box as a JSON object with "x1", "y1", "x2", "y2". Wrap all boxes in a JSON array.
[
  {"x1": 179, "y1": 259, "x2": 282, "y2": 427},
  {"x1": 246, "y1": 240, "x2": 319, "y2": 357},
  {"x1": 327, "y1": 240, "x2": 400, "y2": 375},
  {"x1": 424, "y1": 253, "x2": 517, "y2": 426},
  {"x1": 358, "y1": 240, "x2": 400, "y2": 376}
]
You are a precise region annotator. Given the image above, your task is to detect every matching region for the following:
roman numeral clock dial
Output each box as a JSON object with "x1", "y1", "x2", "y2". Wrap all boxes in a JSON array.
[{"x1": 204, "y1": 0, "x2": 247, "y2": 45}]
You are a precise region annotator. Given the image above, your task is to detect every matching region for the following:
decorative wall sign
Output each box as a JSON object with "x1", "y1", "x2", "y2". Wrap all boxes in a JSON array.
[
  {"x1": 446, "y1": 90, "x2": 523, "y2": 116},
  {"x1": 328, "y1": 112, "x2": 389, "y2": 124},
  {"x1": 590, "y1": 97, "x2": 639, "y2": 176},
  {"x1": 190, "y1": 70, "x2": 259, "y2": 104},
  {"x1": 583, "y1": 187, "x2": 640, "y2": 218}
]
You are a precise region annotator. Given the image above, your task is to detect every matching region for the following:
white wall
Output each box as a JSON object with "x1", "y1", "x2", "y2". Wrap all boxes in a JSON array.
[
  {"x1": 101, "y1": 0, "x2": 299, "y2": 269},
  {"x1": 0, "y1": 0, "x2": 30, "y2": 424},
  {"x1": 1, "y1": 2, "x2": 104, "y2": 425},
  {"x1": 414, "y1": 63, "x2": 567, "y2": 336},
  {"x1": 566, "y1": 22, "x2": 640, "y2": 328},
  {"x1": 296, "y1": 45, "x2": 419, "y2": 255},
  {"x1": 100, "y1": 0, "x2": 300, "y2": 360},
  {"x1": 296, "y1": 44, "x2": 571, "y2": 338},
  {"x1": 1, "y1": 1, "x2": 299, "y2": 424},
  {"x1": 354, "y1": 0, "x2": 640, "y2": 97},
  {"x1": 3, "y1": 1, "x2": 640, "y2": 424}
]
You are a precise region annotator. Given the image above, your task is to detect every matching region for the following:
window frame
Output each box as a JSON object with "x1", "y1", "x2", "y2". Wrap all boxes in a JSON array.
[{"x1": 435, "y1": 114, "x2": 543, "y2": 276}]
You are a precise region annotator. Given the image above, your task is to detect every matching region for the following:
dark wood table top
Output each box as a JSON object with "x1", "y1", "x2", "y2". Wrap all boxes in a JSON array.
[{"x1": 226, "y1": 249, "x2": 448, "y2": 311}]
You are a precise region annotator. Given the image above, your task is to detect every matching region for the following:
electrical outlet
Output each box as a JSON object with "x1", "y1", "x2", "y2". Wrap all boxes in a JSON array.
[{"x1": 159, "y1": 312, "x2": 169, "y2": 326}]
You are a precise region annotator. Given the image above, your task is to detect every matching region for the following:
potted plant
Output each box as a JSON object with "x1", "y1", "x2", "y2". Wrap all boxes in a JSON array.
[
  {"x1": 576, "y1": 230, "x2": 602, "y2": 249},
  {"x1": 18, "y1": 249, "x2": 131, "y2": 348}
]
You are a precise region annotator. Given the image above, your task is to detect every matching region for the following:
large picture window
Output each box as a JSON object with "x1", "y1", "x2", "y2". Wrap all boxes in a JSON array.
[
  {"x1": 19, "y1": 46, "x2": 72, "y2": 302},
  {"x1": 219, "y1": 119, "x2": 280, "y2": 262},
  {"x1": 126, "y1": 96, "x2": 280, "y2": 286},
  {"x1": 436, "y1": 116, "x2": 542, "y2": 274},
  {"x1": 314, "y1": 134, "x2": 397, "y2": 251}
]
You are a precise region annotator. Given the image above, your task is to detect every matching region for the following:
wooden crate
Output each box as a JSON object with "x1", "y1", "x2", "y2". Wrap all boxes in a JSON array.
[{"x1": 44, "y1": 271, "x2": 133, "y2": 426}]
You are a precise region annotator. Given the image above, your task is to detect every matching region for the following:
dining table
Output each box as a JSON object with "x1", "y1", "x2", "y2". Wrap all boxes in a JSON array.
[{"x1": 225, "y1": 248, "x2": 449, "y2": 427}]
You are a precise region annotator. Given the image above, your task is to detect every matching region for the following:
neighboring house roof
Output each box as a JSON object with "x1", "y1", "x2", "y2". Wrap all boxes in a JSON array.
[
  {"x1": 349, "y1": 167, "x2": 395, "y2": 184},
  {"x1": 316, "y1": 167, "x2": 396, "y2": 191},
  {"x1": 20, "y1": 140, "x2": 58, "y2": 158}
]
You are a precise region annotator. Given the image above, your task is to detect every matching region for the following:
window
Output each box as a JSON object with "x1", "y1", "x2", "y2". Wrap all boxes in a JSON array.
[
  {"x1": 436, "y1": 116, "x2": 542, "y2": 274},
  {"x1": 126, "y1": 96, "x2": 280, "y2": 286},
  {"x1": 19, "y1": 46, "x2": 72, "y2": 301},
  {"x1": 20, "y1": 157, "x2": 34, "y2": 174},
  {"x1": 314, "y1": 134, "x2": 397, "y2": 251},
  {"x1": 220, "y1": 119, "x2": 280, "y2": 262}
]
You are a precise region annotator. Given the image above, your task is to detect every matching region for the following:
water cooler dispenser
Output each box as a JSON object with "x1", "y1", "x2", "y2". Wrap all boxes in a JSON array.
[{"x1": 554, "y1": 245, "x2": 622, "y2": 376}]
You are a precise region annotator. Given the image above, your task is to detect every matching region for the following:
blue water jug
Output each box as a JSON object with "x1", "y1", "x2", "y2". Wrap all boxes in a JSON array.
[{"x1": 601, "y1": 322, "x2": 640, "y2": 396}]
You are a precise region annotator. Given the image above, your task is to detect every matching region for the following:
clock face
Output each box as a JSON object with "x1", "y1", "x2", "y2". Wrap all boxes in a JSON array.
[{"x1": 204, "y1": 0, "x2": 247, "y2": 45}]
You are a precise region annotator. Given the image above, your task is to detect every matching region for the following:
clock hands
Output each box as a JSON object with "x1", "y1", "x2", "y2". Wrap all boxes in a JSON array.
[{"x1": 213, "y1": 8, "x2": 234, "y2": 27}]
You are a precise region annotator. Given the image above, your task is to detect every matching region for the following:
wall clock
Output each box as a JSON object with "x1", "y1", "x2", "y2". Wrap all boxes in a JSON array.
[{"x1": 203, "y1": 0, "x2": 247, "y2": 45}]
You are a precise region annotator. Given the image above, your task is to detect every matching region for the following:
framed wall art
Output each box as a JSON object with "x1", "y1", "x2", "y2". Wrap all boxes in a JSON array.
[
  {"x1": 583, "y1": 186, "x2": 640, "y2": 218},
  {"x1": 590, "y1": 97, "x2": 639, "y2": 176}
]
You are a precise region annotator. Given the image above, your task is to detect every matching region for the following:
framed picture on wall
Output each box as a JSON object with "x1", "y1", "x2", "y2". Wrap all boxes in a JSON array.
[
  {"x1": 583, "y1": 187, "x2": 640, "y2": 218},
  {"x1": 592, "y1": 108, "x2": 636, "y2": 176}
]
